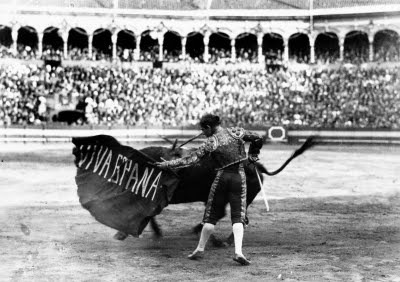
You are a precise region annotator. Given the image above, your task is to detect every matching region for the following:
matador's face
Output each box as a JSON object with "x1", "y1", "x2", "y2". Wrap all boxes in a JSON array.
[{"x1": 201, "y1": 126, "x2": 213, "y2": 137}]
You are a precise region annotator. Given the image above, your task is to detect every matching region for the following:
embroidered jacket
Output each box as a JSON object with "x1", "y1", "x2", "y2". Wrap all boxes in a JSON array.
[{"x1": 164, "y1": 127, "x2": 263, "y2": 170}]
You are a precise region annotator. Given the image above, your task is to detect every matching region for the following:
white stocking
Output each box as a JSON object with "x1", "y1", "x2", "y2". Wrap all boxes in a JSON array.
[
  {"x1": 196, "y1": 223, "x2": 215, "y2": 251},
  {"x1": 232, "y1": 223, "x2": 244, "y2": 256}
]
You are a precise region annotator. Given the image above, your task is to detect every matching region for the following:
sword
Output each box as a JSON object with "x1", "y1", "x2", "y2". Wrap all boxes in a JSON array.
[{"x1": 255, "y1": 166, "x2": 269, "y2": 212}]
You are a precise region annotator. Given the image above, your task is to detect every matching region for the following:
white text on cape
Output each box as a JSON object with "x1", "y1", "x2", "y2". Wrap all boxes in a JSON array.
[{"x1": 77, "y1": 145, "x2": 162, "y2": 201}]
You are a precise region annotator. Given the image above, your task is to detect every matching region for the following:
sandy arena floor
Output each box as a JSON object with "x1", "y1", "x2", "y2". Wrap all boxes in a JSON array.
[{"x1": 0, "y1": 142, "x2": 399, "y2": 281}]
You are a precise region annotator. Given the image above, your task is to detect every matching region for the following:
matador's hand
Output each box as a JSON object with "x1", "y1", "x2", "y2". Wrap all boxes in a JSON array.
[
  {"x1": 153, "y1": 162, "x2": 169, "y2": 169},
  {"x1": 248, "y1": 155, "x2": 259, "y2": 163}
]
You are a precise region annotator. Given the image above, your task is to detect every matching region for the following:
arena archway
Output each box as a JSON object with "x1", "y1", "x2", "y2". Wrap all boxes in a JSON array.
[
  {"x1": 140, "y1": 30, "x2": 159, "y2": 61},
  {"x1": 17, "y1": 26, "x2": 38, "y2": 57},
  {"x1": 209, "y1": 32, "x2": 231, "y2": 62},
  {"x1": 344, "y1": 30, "x2": 369, "y2": 63},
  {"x1": 235, "y1": 33, "x2": 257, "y2": 62},
  {"x1": 163, "y1": 30, "x2": 181, "y2": 62},
  {"x1": 43, "y1": 26, "x2": 63, "y2": 52},
  {"x1": 17, "y1": 26, "x2": 38, "y2": 51},
  {"x1": 92, "y1": 28, "x2": 112, "y2": 60},
  {"x1": 68, "y1": 27, "x2": 88, "y2": 59},
  {"x1": 262, "y1": 33, "x2": 284, "y2": 63},
  {"x1": 117, "y1": 29, "x2": 136, "y2": 61},
  {"x1": 0, "y1": 25, "x2": 12, "y2": 47},
  {"x1": 186, "y1": 32, "x2": 204, "y2": 61},
  {"x1": 289, "y1": 33, "x2": 310, "y2": 63},
  {"x1": 315, "y1": 32, "x2": 339, "y2": 63},
  {"x1": 373, "y1": 29, "x2": 399, "y2": 62}
]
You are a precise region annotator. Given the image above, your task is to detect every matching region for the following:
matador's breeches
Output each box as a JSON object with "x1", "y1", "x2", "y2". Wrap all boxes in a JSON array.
[{"x1": 202, "y1": 163, "x2": 247, "y2": 225}]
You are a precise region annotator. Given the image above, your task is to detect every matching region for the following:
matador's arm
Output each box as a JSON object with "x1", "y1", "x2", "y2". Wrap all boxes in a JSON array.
[{"x1": 159, "y1": 136, "x2": 217, "y2": 169}]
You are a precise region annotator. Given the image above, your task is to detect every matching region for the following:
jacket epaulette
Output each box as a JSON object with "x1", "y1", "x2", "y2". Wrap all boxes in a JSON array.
[{"x1": 227, "y1": 127, "x2": 245, "y2": 139}]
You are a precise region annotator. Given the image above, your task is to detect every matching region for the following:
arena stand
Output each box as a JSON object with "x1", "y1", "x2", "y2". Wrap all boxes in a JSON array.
[
  {"x1": 1, "y1": 0, "x2": 400, "y2": 144},
  {"x1": 1, "y1": 63, "x2": 399, "y2": 127}
]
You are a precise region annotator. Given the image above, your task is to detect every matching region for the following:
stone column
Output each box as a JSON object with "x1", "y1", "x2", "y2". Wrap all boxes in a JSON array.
[
  {"x1": 135, "y1": 35, "x2": 141, "y2": 61},
  {"x1": 112, "y1": 32, "x2": 118, "y2": 61},
  {"x1": 339, "y1": 36, "x2": 345, "y2": 62},
  {"x1": 11, "y1": 27, "x2": 18, "y2": 55},
  {"x1": 62, "y1": 32, "x2": 68, "y2": 59},
  {"x1": 88, "y1": 34, "x2": 93, "y2": 60},
  {"x1": 158, "y1": 33, "x2": 164, "y2": 61},
  {"x1": 203, "y1": 31, "x2": 210, "y2": 63},
  {"x1": 283, "y1": 36, "x2": 289, "y2": 63},
  {"x1": 181, "y1": 36, "x2": 187, "y2": 60},
  {"x1": 368, "y1": 33, "x2": 374, "y2": 62},
  {"x1": 231, "y1": 38, "x2": 236, "y2": 61},
  {"x1": 257, "y1": 33, "x2": 263, "y2": 64},
  {"x1": 309, "y1": 35, "x2": 315, "y2": 64},
  {"x1": 38, "y1": 32, "x2": 43, "y2": 59}
]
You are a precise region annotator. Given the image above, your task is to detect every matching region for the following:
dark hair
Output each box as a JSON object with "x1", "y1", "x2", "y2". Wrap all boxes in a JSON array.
[{"x1": 200, "y1": 114, "x2": 221, "y2": 129}]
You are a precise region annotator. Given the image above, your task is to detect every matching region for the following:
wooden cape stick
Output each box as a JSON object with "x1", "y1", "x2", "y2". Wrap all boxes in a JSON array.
[
  {"x1": 255, "y1": 166, "x2": 270, "y2": 212},
  {"x1": 178, "y1": 132, "x2": 204, "y2": 148},
  {"x1": 253, "y1": 136, "x2": 317, "y2": 211}
]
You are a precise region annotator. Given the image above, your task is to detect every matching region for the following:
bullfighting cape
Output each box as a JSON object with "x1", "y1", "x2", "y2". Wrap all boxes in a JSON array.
[{"x1": 72, "y1": 135, "x2": 179, "y2": 237}]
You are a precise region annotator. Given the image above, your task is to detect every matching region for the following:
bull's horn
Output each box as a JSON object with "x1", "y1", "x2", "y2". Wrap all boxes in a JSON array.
[
  {"x1": 172, "y1": 139, "x2": 178, "y2": 150},
  {"x1": 158, "y1": 134, "x2": 174, "y2": 145}
]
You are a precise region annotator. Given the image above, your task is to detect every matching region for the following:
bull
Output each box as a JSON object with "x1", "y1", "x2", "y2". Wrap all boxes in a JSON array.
[{"x1": 113, "y1": 136, "x2": 316, "y2": 246}]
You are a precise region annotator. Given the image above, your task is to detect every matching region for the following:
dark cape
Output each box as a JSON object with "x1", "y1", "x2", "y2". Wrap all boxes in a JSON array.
[{"x1": 72, "y1": 135, "x2": 179, "y2": 237}]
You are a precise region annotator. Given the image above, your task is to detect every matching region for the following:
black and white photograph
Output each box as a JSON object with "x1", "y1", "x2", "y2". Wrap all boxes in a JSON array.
[{"x1": 0, "y1": 0, "x2": 399, "y2": 281}]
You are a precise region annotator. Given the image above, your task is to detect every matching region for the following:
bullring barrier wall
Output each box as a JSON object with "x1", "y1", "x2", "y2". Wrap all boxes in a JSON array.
[
  {"x1": 288, "y1": 128, "x2": 400, "y2": 145},
  {"x1": 1, "y1": 126, "x2": 400, "y2": 145}
]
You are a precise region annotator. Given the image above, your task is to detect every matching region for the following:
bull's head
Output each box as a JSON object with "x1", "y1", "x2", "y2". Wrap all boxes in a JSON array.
[
  {"x1": 146, "y1": 133, "x2": 203, "y2": 162},
  {"x1": 164, "y1": 138, "x2": 191, "y2": 161},
  {"x1": 142, "y1": 137, "x2": 191, "y2": 163}
]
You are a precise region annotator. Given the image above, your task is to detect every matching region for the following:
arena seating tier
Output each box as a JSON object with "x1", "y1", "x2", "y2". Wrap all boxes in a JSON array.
[{"x1": 1, "y1": 64, "x2": 399, "y2": 129}]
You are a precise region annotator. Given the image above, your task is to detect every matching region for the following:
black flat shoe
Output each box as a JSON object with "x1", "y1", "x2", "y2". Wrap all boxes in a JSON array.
[
  {"x1": 188, "y1": 250, "x2": 204, "y2": 260},
  {"x1": 233, "y1": 255, "x2": 251, "y2": 266}
]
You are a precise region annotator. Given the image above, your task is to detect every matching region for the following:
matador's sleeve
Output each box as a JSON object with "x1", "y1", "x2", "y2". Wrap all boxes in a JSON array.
[
  {"x1": 162, "y1": 136, "x2": 218, "y2": 169},
  {"x1": 243, "y1": 130, "x2": 263, "y2": 155}
]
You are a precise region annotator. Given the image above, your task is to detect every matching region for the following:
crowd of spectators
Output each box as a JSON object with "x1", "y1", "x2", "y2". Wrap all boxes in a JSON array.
[
  {"x1": 69, "y1": 47, "x2": 90, "y2": 61},
  {"x1": 0, "y1": 64, "x2": 51, "y2": 125},
  {"x1": 15, "y1": 44, "x2": 37, "y2": 60},
  {"x1": 315, "y1": 50, "x2": 339, "y2": 65},
  {"x1": 0, "y1": 45, "x2": 13, "y2": 58},
  {"x1": 117, "y1": 47, "x2": 135, "y2": 62},
  {"x1": 343, "y1": 48, "x2": 369, "y2": 64},
  {"x1": 1, "y1": 63, "x2": 399, "y2": 129},
  {"x1": 374, "y1": 44, "x2": 400, "y2": 62}
]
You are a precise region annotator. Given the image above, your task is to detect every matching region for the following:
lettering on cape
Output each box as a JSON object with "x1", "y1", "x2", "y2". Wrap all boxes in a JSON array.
[{"x1": 77, "y1": 145, "x2": 163, "y2": 201}]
